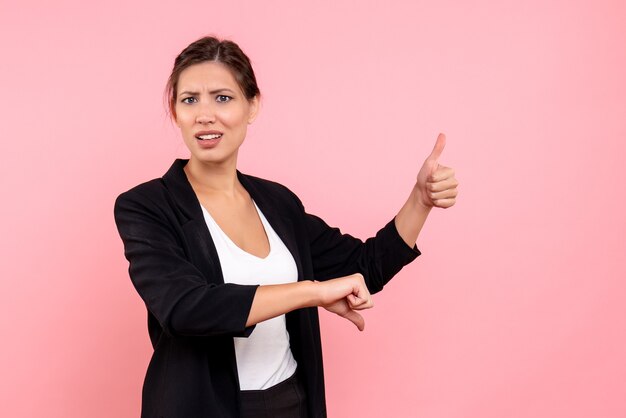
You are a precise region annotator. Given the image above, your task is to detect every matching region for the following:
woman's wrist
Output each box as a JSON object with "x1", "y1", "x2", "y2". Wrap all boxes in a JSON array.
[
  {"x1": 395, "y1": 188, "x2": 432, "y2": 248},
  {"x1": 302, "y1": 279, "x2": 322, "y2": 308}
]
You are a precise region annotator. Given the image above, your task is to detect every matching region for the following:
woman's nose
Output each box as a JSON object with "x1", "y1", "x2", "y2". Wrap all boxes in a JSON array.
[{"x1": 196, "y1": 103, "x2": 216, "y2": 124}]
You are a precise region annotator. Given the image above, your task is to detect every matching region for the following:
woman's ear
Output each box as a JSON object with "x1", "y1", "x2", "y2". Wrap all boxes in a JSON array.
[{"x1": 248, "y1": 95, "x2": 261, "y2": 124}]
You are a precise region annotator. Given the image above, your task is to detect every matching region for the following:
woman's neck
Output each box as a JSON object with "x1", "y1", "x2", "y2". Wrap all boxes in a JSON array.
[{"x1": 183, "y1": 156, "x2": 242, "y2": 198}]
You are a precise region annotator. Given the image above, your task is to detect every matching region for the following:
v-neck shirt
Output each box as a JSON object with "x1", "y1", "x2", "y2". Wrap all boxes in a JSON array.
[{"x1": 200, "y1": 200, "x2": 298, "y2": 390}]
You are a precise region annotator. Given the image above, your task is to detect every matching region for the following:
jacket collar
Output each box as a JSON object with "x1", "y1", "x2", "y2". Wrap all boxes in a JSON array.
[{"x1": 161, "y1": 159, "x2": 200, "y2": 221}]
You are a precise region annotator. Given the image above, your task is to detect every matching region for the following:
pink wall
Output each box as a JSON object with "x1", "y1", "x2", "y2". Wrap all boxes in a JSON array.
[{"x1": 1, "y1": 1, "x2": 625, "y2": 417}]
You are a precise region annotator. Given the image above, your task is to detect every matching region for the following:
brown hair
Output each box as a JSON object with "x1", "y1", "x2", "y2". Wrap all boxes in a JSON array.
[{"x1": 163, "y1": 36, "x2": 261, "y2": 121}]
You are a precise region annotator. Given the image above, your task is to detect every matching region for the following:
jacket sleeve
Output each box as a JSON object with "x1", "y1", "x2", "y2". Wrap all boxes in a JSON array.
[
  {"x1": 113, "y1": 190, "x2": 259, "y2": 338},
  {"x1": 295, "y1": 197, "x2": 422, "y2": 295}
]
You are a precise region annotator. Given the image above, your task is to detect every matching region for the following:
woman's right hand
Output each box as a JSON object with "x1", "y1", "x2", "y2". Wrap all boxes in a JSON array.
[{"x1": 314, "y1": 273, "x2": 374, "y2": 331}]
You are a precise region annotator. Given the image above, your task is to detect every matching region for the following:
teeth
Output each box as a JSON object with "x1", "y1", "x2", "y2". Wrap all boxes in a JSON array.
[{"x1": 197, "y1": 134, "x2": 222, "y2": 140}]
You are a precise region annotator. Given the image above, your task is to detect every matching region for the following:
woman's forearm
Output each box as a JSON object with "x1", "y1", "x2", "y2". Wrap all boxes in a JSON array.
[
  {"x1": 394, "y1": 188, "x2": 433, "y2": 248},
  {"x1": 245, "y1": 281, "x2": 319, "y2": 327},
  {"x1": 245, "y1": 273, "x2": 373, "y2": 328}
]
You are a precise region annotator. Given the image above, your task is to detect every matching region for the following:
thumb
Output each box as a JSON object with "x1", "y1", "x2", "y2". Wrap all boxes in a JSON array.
[
  {"x1": 427, "y1": 133, "x2": 446, "y2": 162},
  {"x1": 343, "y1": 310, "x2": 365, "y2": 331}
]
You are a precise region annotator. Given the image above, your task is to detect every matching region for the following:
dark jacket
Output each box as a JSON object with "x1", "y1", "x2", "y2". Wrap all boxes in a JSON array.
[{"x1": 113, "y1": 159, "x2": 420, "y2": 418}]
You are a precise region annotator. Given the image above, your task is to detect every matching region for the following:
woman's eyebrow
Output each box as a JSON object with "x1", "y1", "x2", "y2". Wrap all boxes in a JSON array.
[{"x1": 179, "y1": 88, "x2": 235, "y2": 97}]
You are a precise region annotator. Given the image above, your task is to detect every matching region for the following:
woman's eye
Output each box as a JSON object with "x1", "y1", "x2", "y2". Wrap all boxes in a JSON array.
[
  {"x1": 181, "y1": 97, "x2": 196, "y2": 104},
  {"x1": 216, "y1": 95, "x2": 232, "y2": 103}
]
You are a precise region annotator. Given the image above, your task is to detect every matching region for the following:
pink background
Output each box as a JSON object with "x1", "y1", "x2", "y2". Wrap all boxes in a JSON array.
[{"x1": 1, "y1": 1, "x2": 625, "y2": 417}]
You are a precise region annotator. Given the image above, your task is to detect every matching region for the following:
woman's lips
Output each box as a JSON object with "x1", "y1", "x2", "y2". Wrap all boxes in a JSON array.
[
  {"x1": 196, "y1": 135, "x2": 222, "y2": 148},
  {"x1": 195, "y1": 132, "x2": 223, "y2": 149}
]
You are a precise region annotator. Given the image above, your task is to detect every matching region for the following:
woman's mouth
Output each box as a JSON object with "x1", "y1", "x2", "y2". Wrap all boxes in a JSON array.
[
  {"x1": 195, "y1": 132, "x2": 223, "y2": 148},
  {"x1": 196, "y1": 133, "x2": 223, "y2": 140}
]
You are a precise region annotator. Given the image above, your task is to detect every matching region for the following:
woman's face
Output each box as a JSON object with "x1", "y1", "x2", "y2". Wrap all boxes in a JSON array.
[{"x1": 174, "y1": 61, "x2": 259, "y2": 167}]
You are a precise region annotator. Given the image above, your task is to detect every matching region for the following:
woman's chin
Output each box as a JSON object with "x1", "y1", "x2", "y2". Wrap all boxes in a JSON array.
[{"x1": 189, "y1": 150, "x2": 238, "y2": 167}]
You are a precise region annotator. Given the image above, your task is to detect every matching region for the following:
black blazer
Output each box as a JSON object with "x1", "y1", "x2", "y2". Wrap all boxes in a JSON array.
[{"x1": 113, "y1": 159, "x2": 420, "y2": 418}]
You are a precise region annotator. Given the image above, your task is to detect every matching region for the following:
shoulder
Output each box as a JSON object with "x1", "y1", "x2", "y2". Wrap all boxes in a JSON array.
[
  {"x1": 115, "y1": 177, "x2": 166, "y2": 206},
  {"x1": 115, "y1": 158, "x2": 189, "y2": 211},
  {"x1": 113, "y1": 177, "x2": 172, "y2": 222}
]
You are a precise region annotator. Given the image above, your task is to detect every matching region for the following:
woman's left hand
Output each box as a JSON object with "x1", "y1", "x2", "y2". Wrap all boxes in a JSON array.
[{"x1": 413, "y1": 133, "x2": 459, "y2": 209}]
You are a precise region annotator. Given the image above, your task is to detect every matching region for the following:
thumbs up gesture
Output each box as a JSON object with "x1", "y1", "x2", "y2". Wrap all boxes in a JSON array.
[{"x1": 413, "y1": 133, "x2": 458, "y2": 209}]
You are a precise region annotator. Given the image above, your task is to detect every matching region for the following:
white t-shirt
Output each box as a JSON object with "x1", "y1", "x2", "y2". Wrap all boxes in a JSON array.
[{"x1": 201, "y1": 200, "x2": 298, "y2": 390}]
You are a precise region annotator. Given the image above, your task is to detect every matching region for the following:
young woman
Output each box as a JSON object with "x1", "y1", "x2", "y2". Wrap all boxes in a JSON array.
[{"x1": 114, "y1": 36, "x2": 458, "y2": 418}]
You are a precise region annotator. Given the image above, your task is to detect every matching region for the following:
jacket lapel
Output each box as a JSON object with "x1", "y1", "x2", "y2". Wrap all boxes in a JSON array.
[
  {"x1": 161, "y1": 159, "x2": 204, "y2": 222},
  {"x1": 237, "y1": 171, "x2": 305, "y2": 283},
  {"x1": 161, "y1": 159, "x2": 225, "y2": 285}
]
